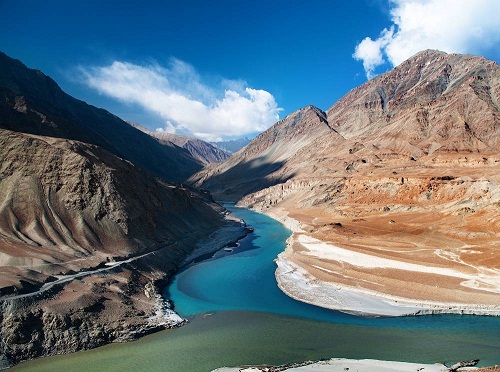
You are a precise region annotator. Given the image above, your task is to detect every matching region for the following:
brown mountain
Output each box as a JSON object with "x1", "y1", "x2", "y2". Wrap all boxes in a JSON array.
[
  {"x1": 0, "y1": 52, "x2": 247, "y2": 368},
  {"x1": 0, "y1": 128, "x2": 245, "y2": 367},
  {"x1": 0, "y1": 51, "x2": 202, "y2": 182},
  {"x1": 190, "y1": 105, "x2": 345, "y2": 200},
  {"x1": 328, "y1": 49, "x2": 500, "y2": 152},
  {"x1": 129, "y1": 123, "x2": 229, "y2": 164},
  {"x1": 194, "y1": 50, "x2": 500, "y2": 315}
]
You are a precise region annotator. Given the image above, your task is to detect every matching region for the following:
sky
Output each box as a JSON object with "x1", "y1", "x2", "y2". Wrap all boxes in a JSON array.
[{"x1": 1, "y1": 0, "x2": 500, "y2": 141}]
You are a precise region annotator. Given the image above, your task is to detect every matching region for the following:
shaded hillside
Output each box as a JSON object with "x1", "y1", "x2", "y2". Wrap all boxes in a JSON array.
[
  {"x1": 0, "y1": 128, "x2": 243, "y2": 367},
  {"x1": 191, "y1": 105, "x2": 345, "y2": 200},
  {"x1": 130, "y1": 123, "x2": 229, "y2": 164},
  {"x1": 0, "y1": 51, "x2": 202, "y2": 182}
]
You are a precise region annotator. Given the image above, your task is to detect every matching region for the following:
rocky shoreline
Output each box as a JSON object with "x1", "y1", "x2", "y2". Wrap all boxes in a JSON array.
[{"x1": 0, "y1": 215, "x2": 249, "y2": 370}]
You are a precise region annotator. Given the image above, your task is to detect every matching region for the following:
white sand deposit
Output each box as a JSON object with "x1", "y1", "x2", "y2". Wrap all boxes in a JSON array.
[
  {"x1": 214, "y1": 358, "x2": 451, "y2": 372},
  {"x1": 297, "y1": 235, "x2": 500, "y2": 295}
]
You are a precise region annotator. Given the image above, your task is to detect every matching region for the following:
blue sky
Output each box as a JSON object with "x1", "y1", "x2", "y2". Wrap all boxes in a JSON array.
[{"x1": 1, "y1": 0, "x2": 500, "y2": 140}]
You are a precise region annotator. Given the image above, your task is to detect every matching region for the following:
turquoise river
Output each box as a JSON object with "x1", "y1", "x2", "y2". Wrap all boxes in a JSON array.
[{"x1": 14, "y1": 204, "x2": 500, "y2": 371}]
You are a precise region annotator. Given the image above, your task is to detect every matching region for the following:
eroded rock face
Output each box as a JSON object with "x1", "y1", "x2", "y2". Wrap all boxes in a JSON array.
[
  {"x1": 196, "y1": 50, "x2": 500, "y2": 313},
  {"x1": 0, "y1": 129, "x2": 232, "y2": 367}
]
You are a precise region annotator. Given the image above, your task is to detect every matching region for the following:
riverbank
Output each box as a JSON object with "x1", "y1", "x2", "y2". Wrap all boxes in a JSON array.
[
  {"x1": 240, "y1": 204, "x2": 500, "y2": 317},
  {"x1": 0, "y1": 210, "x2": 248, "y2": 370},
  {"x1": 10, "y1": 205, "x2": 500, "y2": 370},
  {"x1": 214, "y1": 358, "x2": 497, "y2": 372}
]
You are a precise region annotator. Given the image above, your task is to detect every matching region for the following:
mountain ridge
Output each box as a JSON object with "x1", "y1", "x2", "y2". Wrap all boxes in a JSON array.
[
  {"x1": 190, "y1": 105, "x2": 345, "y2": 200},
  {"x1": 129, "y1": 122, "x2": 229, "y2": 164},
  {"x1": 0, "y1": 51, "x2": 202, "y2": 182},
  {"x1": 194, "y1": 49, "x2": 500, "y2": 315}
]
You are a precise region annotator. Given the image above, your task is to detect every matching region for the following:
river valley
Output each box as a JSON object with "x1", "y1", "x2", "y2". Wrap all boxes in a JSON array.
[{"x1": 12, "y1": 205, "x2": 500, "y2": 371}]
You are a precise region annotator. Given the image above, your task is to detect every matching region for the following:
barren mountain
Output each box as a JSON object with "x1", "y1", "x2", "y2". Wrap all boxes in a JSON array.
[
  {"x1": 130, "y1": 123, "x2": 229, "y2": 164},
  {"x1": 0, "y1": 51, "x2": 245, "y2": 369},
  {"x1": 190, "y1": 105, "x2": 346, "y2": 200},
  {"x1": 211, "y1": 137, "x2": 251, "y2": 154},
  {"x1": 0, "y1": 52, "x2": 248, "y2": 368},
  {"x1": 0, "y1": 51, "x2": 202, "y2": 182},
  {"x1": 0, "y1": 128, "x2": 246, "y2": 368},
  {"x1": 194, "y1": 50, "x2": 500, "y2": 315}
]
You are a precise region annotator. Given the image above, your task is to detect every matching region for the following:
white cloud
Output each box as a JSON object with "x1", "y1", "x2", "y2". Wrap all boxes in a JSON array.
[
  {"x1": 80, "y1": 59, "x2": 282, "y2": 141},
  {"x1": 353, "y1": 27, "x2": 394, "y2": 79},
  {"x1": 354, "y1": 0, "x2": 500, "y2": 79}
]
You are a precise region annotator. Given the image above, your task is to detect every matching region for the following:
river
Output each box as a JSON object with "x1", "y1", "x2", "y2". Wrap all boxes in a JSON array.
[{"x1": 13, "y1": 204, "x2": 500, "y2": 371}]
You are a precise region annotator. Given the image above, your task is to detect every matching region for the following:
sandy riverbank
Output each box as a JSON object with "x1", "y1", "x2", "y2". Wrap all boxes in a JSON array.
[
  {"x1": 213, "y1": 358, "x2": 458, "y2": 372},
  {"x1": 248, "y1": 206, "x2": 500, "y2": 317}
]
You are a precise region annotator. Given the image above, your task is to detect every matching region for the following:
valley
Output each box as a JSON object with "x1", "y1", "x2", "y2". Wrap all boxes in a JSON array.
[
  {"x1": 195, "y1": 50, "x2": 500, "y2": 316},
  {"x1": 1, "y1": 48, "x2": 499, "y2": 370}
]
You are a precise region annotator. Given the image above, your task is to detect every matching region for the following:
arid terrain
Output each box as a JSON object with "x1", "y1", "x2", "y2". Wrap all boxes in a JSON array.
[
  {"x1": 0, "y1": 54, "x2": 247, "y2": 368},
  {"x1": 194, "y1": 50, "x2": 500, "y2": 315}
]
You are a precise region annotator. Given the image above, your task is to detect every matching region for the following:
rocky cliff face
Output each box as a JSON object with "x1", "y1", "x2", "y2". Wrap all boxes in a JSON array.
[
  {"x1": 0, "y1": 128, "x2": 237, "y2": 368},
  {"x1": 0, "y1": 52, "x2": 203, "y2": 182},
  {"x1": 195, "y1": 50, "x2": 500, "y2": 312}
]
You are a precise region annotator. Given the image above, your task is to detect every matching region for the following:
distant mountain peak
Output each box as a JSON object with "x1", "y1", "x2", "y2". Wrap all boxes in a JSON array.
[
  {"x1": 128, "y1": 123, "x2": 230, "y2": 164},
  {"x1": 210, "y1": 137, "x2": 251, "y2": 154}
]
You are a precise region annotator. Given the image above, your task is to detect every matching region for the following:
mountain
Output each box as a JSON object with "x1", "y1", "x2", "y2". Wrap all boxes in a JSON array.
[
  {"x1": 0, "y1": 51, "x2": 202, "y2": 182},
  {"x1": 190, "y1": 106, "x2": 345, "y2": 200},
  {"x1": 193, "y1": 50, "x2": 500, "y2": 314},
  {"x1": 0, "y1": 128, "x2": 244, "y2": 367},
  {"x1": 327, "y1": 49, "x2": 500, "y2": 152},
  {"x1": 0, "y1": 53, "x2": 248, "y2": 368},
  {"x1": 129, "y1": 123, "x2": 229, "y2": 164},
  {"x1": 211, "y1": 137, "x2": 251, "y2": 153}
]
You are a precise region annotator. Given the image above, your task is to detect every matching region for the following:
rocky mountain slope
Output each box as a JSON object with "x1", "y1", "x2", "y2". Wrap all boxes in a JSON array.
[
  {"x1": 193, "y1": 50, "x2": 500, "y2": 314},
  {"x1": 0, "y1": 52, "x2": 248, "y2": 368},
  {"x1": 130, "y1": 123, "x2": 229, "y2": 164},
  {"x1": 0, "y1": 128, "x2": 243, "y2": 368},
  {"x1": 190, "y1": 105, "x2": 345, "y2": 200},
  {"x1": 0, "y1": 128, "x2": 247, "y2": 368},
  {"x1": 0, "y1": 52, "x2": 203, "y2": 182}
]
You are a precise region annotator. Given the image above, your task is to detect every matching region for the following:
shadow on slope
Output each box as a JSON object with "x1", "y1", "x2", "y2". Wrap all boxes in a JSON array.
[
  {"x1": 0, "y1": 51, "x2": 202, "y2": 182},
  {"x1": 199, "y1": 156, "x2": 294, "y2": 201}
]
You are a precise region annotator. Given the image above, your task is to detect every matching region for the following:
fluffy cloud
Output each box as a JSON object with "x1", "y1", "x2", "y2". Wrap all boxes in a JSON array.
[
  {"x1": 354, "y1": 0, "x2": 500, "y2": 79},
  {"x1": 80, "y1": 59, "x2": 282, "y2": 141}
]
